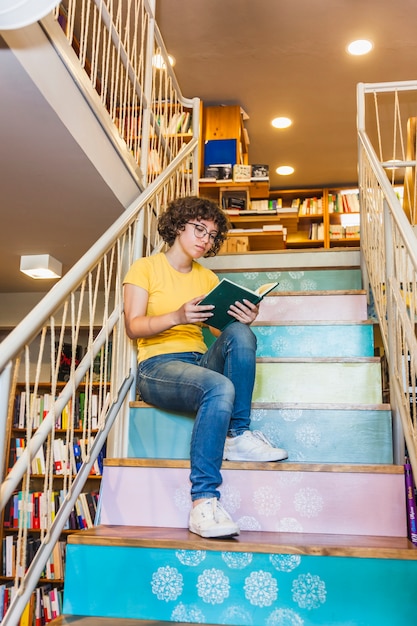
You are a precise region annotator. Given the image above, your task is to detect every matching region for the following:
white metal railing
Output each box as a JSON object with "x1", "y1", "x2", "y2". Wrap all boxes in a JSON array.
[
  {"x1": 0, "y1": 1, "x2": 200, "y2": 622},
  {"x1": 357, "y1": 80, "x2": 417, "y2": 479},
  {"x1": 50, "y1": 0, "x2": 200, "y2": 190}
]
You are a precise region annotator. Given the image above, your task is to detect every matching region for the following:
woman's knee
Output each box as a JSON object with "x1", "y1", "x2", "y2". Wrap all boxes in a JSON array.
[{"x1": 223, "y1": 322, "x2": 257, "y2": 350}]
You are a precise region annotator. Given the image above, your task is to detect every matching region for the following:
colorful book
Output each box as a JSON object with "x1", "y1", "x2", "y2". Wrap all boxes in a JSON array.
[
  {"x1": 198, "y1": 278, "x2": 279, "y2": 331},
  {"x1": 405, "y1": 459, "x2": 417, "y2": 545}
]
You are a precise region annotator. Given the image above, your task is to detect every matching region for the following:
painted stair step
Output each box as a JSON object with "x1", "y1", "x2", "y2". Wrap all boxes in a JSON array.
[
  {"x1": 252, "y1": 321, "x2": 374, "y2": 357},
  {"x1": 257, "y1": 291, "x2": 368, "y2": 322},
  {"x1": 253, "y1": 360, "x2": 382, "y2": 404},
  {"x1": 204, "y1": 321, "x2": 375, "y2": 357},
  {"x1": 62, "y1": 526, "x2": 417, "y2": 626},
  {"x1": 68, "y1": 524, "x2": 417, "y2": 558},
  {"x1": 100, "y1": 461, "x2": 407, "y2": 537},
  {"x1": 50, "y1": 618, "x2": 184, "y2": 626},
  {"x1": 49, "y1": 617, "x2": 219, "y2": 626},
  {"x1": 216, "y1": 268, "x2": 362, "y2": 291},
  {"x1": 128, "y1": 403, "x2": 393, "y2": 464}
]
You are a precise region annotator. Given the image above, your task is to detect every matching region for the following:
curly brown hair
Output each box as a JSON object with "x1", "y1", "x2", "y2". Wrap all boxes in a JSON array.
[{"x1": 157, "y1": 196, "x2": 230, "y2": 257}]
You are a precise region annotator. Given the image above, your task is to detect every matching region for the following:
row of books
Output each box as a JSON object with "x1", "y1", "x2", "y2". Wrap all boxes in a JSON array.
[
  {"x1": 3, "y1": 490, "x2": 99, "y2": 533},
  {"x1": 0, "y1": 583, "x2": 63, "y2": 625},
  {"x1": 309, "y1": 222, "x2": 325, "y2": 241},
  {"x1": 297, "y1": 196, "x2": 324, "y2": 216},
  {"x1": 224, "y1": 197, "x2": 324, "y2": 216},
  {"x1": 154, "y1": 110, "x2": 192, "y2": 135},
  {"x1": 200, "y1": 163, "x2": 269, "y2": 183},
  {"x1": 328, "y1": 191, "x2": 360, "y2": 213},
  {"x1": 329, "y1": 224, "x2": 361, "y2": 239},
  {"x1": 13, "y1": 391, "x2": 107, "y2": 430},
  {"x1": 2, "y1": 536, "x2": 66, "y2": 581},
  {"x1": 9, "y1": 436, "x2": 105, "y2": 477}
]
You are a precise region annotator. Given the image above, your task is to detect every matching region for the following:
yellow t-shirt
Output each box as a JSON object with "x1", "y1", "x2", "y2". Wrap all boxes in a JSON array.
[{"x1": 123, "y1": 252, "x2": 219, "y2": 362}]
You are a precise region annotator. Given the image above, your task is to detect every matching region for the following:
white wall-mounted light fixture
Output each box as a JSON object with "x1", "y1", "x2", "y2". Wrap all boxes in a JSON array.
[
  {"x1": 20, "y1": 254, "x2": 62, "y2": 279},
  {"x1": 0, "y1": 0, "x2": 60, "y2": 30}
]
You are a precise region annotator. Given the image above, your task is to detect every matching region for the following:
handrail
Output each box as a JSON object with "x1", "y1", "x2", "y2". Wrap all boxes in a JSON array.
[
  {"x1": 0, "y1": 2, "x2": 201, "y2": 622},
  {"x1": 0, "y1": 138, "x2": 197, "y2": 376},
  {"x1": 357, "y1": 80, "x2": 417, "y2": 479}
]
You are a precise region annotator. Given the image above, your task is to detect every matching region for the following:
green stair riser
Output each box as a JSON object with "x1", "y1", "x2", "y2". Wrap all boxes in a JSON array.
[
  {"x1": 253, "y1": 362, "x2": 382, "y2": 404},
  {"x1": 128, "y1": 407, "x2": 393, "y2": 464},
  {"x1": 216, "y1": 268, "x2": 362, "y2": 292},
  {"x1": 63, "y1": 544, "x2": 417, "y2": 626}
]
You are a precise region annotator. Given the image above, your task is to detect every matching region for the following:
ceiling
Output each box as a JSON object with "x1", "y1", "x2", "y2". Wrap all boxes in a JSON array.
[{"x1": 1, "y1": 0, "x2": 417, "y2": 296}]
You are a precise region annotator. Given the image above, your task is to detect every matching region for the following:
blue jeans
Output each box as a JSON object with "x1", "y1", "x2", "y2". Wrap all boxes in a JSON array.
[{"x1": 137, "y1": 323, "x2": 257, "y2": 501}]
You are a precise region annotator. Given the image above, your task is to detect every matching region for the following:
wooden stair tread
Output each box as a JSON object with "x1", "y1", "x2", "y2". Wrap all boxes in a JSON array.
[
  {"x1": 265, "y1": 289, "x2": 366, "y2": 296},
  {"x1": 130, "y1": 400, "x2": 391, "y2": 410},
  {"x1": 50, "y1": 617, "x2": 208, "y2": 626},
  {"x1": 255, "y1": 356, "x2": 380, "y2": 363},
  {"x1": 68, "y1": 525, "x2": 417, "y2": 560},
  {"x1": 104, "y1": 458, "x2": 403, "y2": 474},
  {"x1": 252, "y1": 319, "x2": 374, "y2": 326}
]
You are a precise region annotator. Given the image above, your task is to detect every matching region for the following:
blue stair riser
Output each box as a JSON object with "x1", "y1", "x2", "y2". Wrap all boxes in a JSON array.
[
  {"x1": 63, "y1": 544, "x2": 417, "y2": 626},
  {"x1": 203, "y1": 323, "x2": 374, "y2": 357},
  {"x1": 128, "y1": 406, "x2": 393, "y2": 464},
  {"x1": 252, "y1": 323, "x2": 374, "y2": 357},
  {"x1": 253, "y1": 361, "x2": 382, "y2": 404},
  {"x1": 216, "y1": 268, "x2": 362, "y2": 291}
]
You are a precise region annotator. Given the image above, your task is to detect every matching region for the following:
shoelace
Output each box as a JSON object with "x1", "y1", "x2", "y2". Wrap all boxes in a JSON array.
[
  {"x1": 251, "y1": 430, "x2": 274, "y2": 446},
  {"x1": 208, "y1": 498, "x2": 226, "y2": 522}
]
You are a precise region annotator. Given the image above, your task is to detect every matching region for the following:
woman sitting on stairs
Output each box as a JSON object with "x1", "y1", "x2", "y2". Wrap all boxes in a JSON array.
[{"x1": 123, "y1": 196, "x2": 288, "y2": 539}]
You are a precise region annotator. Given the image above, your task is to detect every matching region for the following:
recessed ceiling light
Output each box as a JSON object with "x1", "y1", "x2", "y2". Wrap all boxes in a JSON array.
[
  {"x1": 272, "y1": 117, "x2": 292, "y2": 129},
  {"x1": 276, "y1": 166, "x2": 294, "y2": 176},
  {"x1": 152, "y1": 53, "x2": 176, "y2": 69},
  {"x1": 347, "y1": 39, "x2": 373, "y2": 56}
]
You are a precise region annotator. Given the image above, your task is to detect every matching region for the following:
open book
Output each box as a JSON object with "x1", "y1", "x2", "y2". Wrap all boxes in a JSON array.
[{"x1": 199, "y1": 278, "x2": 279, "y2": 331}]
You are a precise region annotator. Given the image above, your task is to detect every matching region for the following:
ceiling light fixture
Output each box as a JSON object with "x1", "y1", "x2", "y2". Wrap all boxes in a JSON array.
[
  {"x1": 276, "y1": 166, "x2": 294, "y2": 176},
  {"x1": 20, "y1": 254, "x2": 62, "y2": 280},
  {"x1": 152, "y1": 53, "x2": 176, "y2": 69},
  {"x1": 272, "y1": 117, "x2": 292, "y2": 129},
  {"x1": 347, "y1": 39, "x2": 373, "y2": 56}
]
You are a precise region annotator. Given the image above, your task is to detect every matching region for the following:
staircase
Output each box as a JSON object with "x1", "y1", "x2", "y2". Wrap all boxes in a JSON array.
[{"x1": 52, "y1": 252, "x2": 417, "y2": 626}]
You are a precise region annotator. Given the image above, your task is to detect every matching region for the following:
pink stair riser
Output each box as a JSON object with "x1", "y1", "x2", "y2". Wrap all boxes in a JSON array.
[
  {"x1": 99, "y1": 465, "x2": 407, "y2": 538},
  {"x1": 258, "y1": 293, "x2": 367, "y2": 322}
]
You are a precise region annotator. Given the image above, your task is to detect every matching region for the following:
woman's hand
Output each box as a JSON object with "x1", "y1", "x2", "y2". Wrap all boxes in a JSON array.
[
  {"x1": 227, "y1": 299, "x2": 259, "y2": 325},
  {"x1": 124, "y1": 285, "x2": 215, "y2": 338},
  {"x1": 177, "y1": 295, "x2": 215, "y2": 325}
]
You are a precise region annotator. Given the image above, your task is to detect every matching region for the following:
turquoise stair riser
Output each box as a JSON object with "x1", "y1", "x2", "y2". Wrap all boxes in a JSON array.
[
  {"x1": 100, "y1": 466, "x2": 407, "y2": 536},
  {"x1": 253, "y1": 362, "x2": 382, "y2": 404},
  {"x1": 128, "y1": 406, "x2": 393, "y2": 464},
  {"x1": 203, "y1": 323, "x2": 374, "y2": 356},
  {"x1": 216, "y1": 268, "x2": 362, "y2": 291},
  {"x1": 63, "y1": 544, "x2": 417, "y2": 626},
  {"x1": 252, "y1": 324, "x2": 374, "y2": 357}
]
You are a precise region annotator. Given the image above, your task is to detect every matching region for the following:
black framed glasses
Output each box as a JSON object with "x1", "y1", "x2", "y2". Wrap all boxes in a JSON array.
[{"x1": 187, "y1": 222, "x2": 218, "y2": 243}]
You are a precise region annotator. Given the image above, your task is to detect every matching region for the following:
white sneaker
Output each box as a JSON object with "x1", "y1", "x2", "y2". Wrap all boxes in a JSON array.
[
  {"x1": 223, "y1": 430, "x2": 288, "y2": 462},
  {"x1": 189, "y1": 498, "x2": 240, "y2": 538}
]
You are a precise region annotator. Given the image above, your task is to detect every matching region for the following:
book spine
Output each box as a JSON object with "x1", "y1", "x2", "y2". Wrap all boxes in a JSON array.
[{"x1": 405, "y1": 460, "x2": 417, "y2": 544}]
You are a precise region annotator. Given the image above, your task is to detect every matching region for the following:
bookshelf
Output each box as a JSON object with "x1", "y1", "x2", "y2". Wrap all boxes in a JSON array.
[
  {"x1": 201, "y1": 105, "x2": 250, "y2": 174},
  {"x1": 199, "y1": 183, "x2": 361, "y2": 252},
  {"x1": 0, "y1": 379, "x2": 105, "y2": 618},
  {"x1": 327, "y1": 188, "x2": 361, "y2": 247}
]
